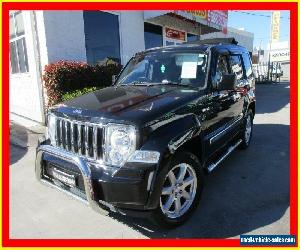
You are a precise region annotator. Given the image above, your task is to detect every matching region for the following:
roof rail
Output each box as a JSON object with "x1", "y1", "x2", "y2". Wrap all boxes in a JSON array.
[{"x1": 186, "y1": 37, "x2": 239, "y2": 45}]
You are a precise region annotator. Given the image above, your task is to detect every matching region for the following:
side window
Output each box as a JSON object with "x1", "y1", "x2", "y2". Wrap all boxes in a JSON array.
[
  {"x1": 242, "y1": 52, "x2": 253, "y2": 79},
  {"x1": 228, "y1": 55, "x2": 244, "y2": 82},
  {"x1": 213, "y1": 55, "x2": 229, "y2": 89}
]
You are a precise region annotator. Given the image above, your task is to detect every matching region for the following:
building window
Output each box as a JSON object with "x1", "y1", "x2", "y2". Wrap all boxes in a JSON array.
[
  {"x1": 9, "y1": 11, "x2": 29, "y2": 74},
  {"x1": 187, "y1": 33, "x2": 199, "y2": 42},
  {"x1": 144, "y1": 22, "x2": 163, "y2": 49},
  {"x1": 83, "y1": 11, "x2": 121, "y2": 65}
]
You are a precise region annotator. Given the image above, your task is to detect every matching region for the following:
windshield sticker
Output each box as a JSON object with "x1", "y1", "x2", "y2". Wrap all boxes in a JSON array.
[
  {"x1": 181, "y1": 62, "x2": 197, "y2": 79},
  {"x1": 160, "y1": 64, "x2": 166, "y2": 73}
]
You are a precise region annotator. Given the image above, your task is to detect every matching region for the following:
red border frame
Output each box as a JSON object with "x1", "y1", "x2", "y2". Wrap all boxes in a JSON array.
[{"x1": 2, "y1": 2, "x2": 298, "y2": 247}]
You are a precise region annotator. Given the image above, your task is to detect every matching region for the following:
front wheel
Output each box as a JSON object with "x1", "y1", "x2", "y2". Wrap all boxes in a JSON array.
[{"x1": 152, "y1": 151, "x2": 204, "y2": 228}]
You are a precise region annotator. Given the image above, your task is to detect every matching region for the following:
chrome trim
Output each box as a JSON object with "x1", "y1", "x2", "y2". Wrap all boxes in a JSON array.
[
  {"x1": 64, "y1": 119, "x2": 68, "y2": 149},
  {"x1": 70, "y1": 121, "x2": 74, "y2": 152},
  {"x1": 93, "y1": 126, "x2": 98, "y2": 160},
  {"x1": 35, "y1": 144, "x2": 109, "y2": 215},
  {"x1": 84, "y1": 125, "x2": 89, "y2": 157},
  {"x1": 147, "y1": 171, "x2": 154, "y2": 191},
  {"x1": 209, "y1": 116, "x2": 243, "y2": 145},
  {"x1": 78, "y1": 123, "x2": 82, "y2": 153},
  {"x1": 40, "y1": 178, "x2": 88, "y2": 205},
  {"x1": 168, "y1": 127, "x2": 197, "y2": 154},
  {"x1": 53, "y1": 116, "x2": 103, "y2": 161},
  {"x1": 207, "y1": 139, "x2": 242, "y2": 172},
  {"x1": 59, "y1": 119, "x2": 63, "y2": 146}
]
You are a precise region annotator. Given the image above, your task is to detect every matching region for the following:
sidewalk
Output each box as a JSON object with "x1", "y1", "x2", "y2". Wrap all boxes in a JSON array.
[{"x1": 10, "y1": 120, "x2": 45, "y2": 148}]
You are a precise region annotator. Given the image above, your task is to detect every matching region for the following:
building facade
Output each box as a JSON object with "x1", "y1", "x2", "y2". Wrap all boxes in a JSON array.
[
  {"x1": 10, "y1": 10, "x2": 230, "y2": 124},
  {"x1": 200, "y1": 27, "x2": 254, "y2": 53},
  {"x1": 252, "y1": 41, "x2": 290, "y2": 81}
]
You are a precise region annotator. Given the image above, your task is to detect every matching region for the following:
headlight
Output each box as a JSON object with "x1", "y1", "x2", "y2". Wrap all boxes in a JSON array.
[
  {"x1": 47, "y1": 114, "x2": 56, "y2": 146},
  {"x1": 104, "y1": 124, "x2": 136, "y2": 167}
]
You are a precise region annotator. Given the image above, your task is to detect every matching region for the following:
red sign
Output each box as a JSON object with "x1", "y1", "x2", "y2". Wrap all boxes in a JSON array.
[
  {"x1": 165, "y1": 27, "x2": 186, "y2": 41},
  {"x1": 208, "y1": 11, "x2": 228, "y2": 34}
]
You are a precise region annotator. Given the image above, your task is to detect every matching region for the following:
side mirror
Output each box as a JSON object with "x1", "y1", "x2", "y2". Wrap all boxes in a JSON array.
[
  {"x1": 218, "y1": 74, "x2": 237, "y2": 91},
  {"x1": 112, "y1": 75, "x2": 116, "y2": 84}
]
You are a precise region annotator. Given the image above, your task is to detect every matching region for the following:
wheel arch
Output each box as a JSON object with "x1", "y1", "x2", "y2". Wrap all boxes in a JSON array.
[
  {"x1": 140, "y1": 114, "x2": 205, "y2": 169},
  {"x1": 248, "y1": 101, "x2": 256, "y2": 116},
  {"x1": 141, "y1": 114, "x2": 205, "y2": 209}
]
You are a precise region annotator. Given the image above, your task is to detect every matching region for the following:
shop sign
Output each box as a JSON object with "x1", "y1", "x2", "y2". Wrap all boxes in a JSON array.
[
  {"x1": 184, "y1": 10, "x2": 207, "y2": 20},
  {"x1": 208, "y1": 10, "x2": 228, "y2": 33},
  {"x1": 165, "y1": 27, "x2": 186, "y2": 41},
  {"x1": 271, "y1": 11, "x2": 280, "y2": 42},
  {"x1": 270, "y1": 49, "x2": 290, "y2": 62}
]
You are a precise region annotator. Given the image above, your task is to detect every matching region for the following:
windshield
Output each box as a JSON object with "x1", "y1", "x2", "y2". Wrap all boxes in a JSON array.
[{"x1": 116, "y1": 51, "x2": 208, "y2": 88}]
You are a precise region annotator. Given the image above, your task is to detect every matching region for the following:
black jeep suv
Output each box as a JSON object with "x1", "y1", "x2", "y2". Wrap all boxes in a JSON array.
[{"x1": 36, "y1": 39, "x2": 255, "y2": 227}]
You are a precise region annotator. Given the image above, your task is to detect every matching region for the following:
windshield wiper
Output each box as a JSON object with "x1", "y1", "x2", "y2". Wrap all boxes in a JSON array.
[
  {"x1": 147, "y1": 81, "x2": 196, "y2": 88},
  {"x1": 120, "y1": 81, "x2": 196, "y2": 88},
  {"x1": 120, "y1": 81, "x2": 149, "y2": 86}
]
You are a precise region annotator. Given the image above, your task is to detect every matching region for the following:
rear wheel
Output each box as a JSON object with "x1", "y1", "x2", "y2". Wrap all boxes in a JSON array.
[
  {"x1": 240, "y1": 109, "x2": 253, "y2": 149},
  {"x1": 152, "y1": 151, "x2": 204, "y2": 228}
]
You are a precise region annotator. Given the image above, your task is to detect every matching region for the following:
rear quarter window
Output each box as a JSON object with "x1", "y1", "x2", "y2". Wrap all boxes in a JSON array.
[{"x1": 228, "y1": 54, "x2": 244, "y2": 82}]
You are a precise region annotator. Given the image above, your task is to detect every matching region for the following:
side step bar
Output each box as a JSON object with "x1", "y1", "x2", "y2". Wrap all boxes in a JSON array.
[{"x1": 207, "y1": 139, "x2": 242, "y2": 173}]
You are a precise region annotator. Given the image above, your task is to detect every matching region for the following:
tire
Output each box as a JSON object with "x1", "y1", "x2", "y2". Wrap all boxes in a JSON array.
[
  {"x1": 151, "y1": 151, "x2": 204, "y2": 228},
  {"x1": 240, "y1": 109, "x2": 254, "y2": 149}
]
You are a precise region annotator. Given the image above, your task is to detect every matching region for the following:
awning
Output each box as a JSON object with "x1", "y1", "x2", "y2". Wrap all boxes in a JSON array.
[{"x1": 144, "y1": 10, "x2": 228, "y2": 33}]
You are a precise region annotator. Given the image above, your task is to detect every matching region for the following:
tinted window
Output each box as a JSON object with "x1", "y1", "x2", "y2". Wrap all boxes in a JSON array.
[
  {"x1": 228, "y1": 55, "x2": 244, "y2": 81},
  {"x1": 212, "y1": 55, "x2": 229, "y2": 89},
  {"x1": 144, "y1": 23, "x2": 163, "y2": 49},
  {"x1": 242, "y1": 53, "x2": 253, "y2": 78},
  {"x1": 83, "y1": 11, "x2": 121, "y2": 64},
  {"x1": 117, "y1": 52, "x2": 208, "y2": 88}
]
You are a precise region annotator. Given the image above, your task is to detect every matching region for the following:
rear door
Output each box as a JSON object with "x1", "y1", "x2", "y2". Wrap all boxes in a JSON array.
[
  {"x1": 203, "y1": 53, "x2": 246, "y2": 157},
  {"x1": 227, "y1": 54, "x2": 246, "y2": 122},
  {"x1": 241, "y1": 52, "x2": 255, "y2": 91},
  {"x1": 202, "y1": 54, "x2": 234, "y2": 156}
]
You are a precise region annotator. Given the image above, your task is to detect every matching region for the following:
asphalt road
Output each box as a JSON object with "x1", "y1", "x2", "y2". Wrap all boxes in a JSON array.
[{"x1": 10, "y1": 82, "x2": 290, "y2": 239}]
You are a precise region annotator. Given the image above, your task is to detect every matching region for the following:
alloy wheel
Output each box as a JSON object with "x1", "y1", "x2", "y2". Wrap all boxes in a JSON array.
[
  {"x1": 160, "y1": 163, "x2": 197, "y2": 219},
  {"x1": 245, "y1": 115, "x2": 252, "y2": 144}
]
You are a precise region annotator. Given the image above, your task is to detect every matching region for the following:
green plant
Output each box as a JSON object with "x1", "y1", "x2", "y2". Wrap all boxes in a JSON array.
[
  {"x1": 43, "y1": 60, "x2": 122, "y2": 107},
  {"x1": 62, "y1": 87, "x2": 97, "y2": 102}
]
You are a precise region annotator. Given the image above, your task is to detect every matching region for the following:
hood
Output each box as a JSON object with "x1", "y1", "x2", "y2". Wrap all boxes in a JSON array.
[{"x1": 54, "y1": 85, "x2": 200, "y2": 126}]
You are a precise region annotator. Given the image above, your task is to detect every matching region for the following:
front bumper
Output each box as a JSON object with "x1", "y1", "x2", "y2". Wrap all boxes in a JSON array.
[{"x1": 35, "y1": 139, "x2": 158, "y2": 216}]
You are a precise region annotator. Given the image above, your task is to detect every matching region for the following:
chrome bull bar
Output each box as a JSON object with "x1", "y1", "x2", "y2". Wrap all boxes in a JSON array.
[{"x1": 35, "y1": 144, "x2": 109, "y2": 215}]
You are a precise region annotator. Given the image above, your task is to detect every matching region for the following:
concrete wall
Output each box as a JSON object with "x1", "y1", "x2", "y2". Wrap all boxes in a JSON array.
[
  {"x1": 42, "y1": 10, "x2": 145, "y2": 65},
  {"x1": 43, "y1": 11, "x2": 87, "y2": 63},
  {"x1": 10, "y1": 11, "x2": 45, "y2": 123},
  {"x1": 118, "y1": 11, "x2": 145, "y2": 64}
]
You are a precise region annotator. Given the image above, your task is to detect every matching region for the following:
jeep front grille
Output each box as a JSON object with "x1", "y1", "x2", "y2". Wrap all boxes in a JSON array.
[{"x1": 54, "y1": 117, "x2": 103, "y2": 160}]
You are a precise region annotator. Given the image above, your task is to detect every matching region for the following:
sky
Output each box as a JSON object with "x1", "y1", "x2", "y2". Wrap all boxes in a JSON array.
[{"x1": 228, "y1": 10, "x2": 290, "y2": 50}]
